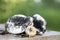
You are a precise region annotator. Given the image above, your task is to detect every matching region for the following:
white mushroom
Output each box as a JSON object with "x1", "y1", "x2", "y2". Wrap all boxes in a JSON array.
[{"x1": 6, "y1": 14, "x2": 27, "y2": 34}]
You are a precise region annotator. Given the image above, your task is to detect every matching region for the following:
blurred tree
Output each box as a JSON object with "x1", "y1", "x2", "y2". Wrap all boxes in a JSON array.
[{"x1": 0, "y1": 0, "x2": 60, "y2": 31}]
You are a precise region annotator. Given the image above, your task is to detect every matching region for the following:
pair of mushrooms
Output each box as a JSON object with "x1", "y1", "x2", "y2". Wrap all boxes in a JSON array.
[{"x1": 6, "y1": 14, "x2": 46, "y2": 37}]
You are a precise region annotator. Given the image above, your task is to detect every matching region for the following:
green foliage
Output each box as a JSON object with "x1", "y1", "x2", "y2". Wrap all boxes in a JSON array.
[{"x1": 0, "y1": 0, "x2": 60, "y2": 31}]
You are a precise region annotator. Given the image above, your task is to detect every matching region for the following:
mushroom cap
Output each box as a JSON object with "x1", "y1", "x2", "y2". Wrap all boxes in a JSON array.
[
  {"x1": 32, "y1": 14, "x2": 46, "y2": 35},
  {"x1": 6, "y1": 14, "x2": 27, "y2": 34}
]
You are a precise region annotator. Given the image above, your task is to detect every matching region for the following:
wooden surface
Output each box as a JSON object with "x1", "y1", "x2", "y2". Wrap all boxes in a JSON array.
[{"x1": 0, "y1": 24, "x2": 60, "y2": 40}]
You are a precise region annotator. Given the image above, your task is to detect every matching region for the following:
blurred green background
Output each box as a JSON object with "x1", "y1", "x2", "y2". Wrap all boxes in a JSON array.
[{"x1": 0, "y1": 0, "x2": 60, "y2": 31}]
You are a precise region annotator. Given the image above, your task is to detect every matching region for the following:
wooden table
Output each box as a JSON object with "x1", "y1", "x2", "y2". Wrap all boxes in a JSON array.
[{"x1": 0, "y1": 24, "x2": 60, "y2": 40}]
